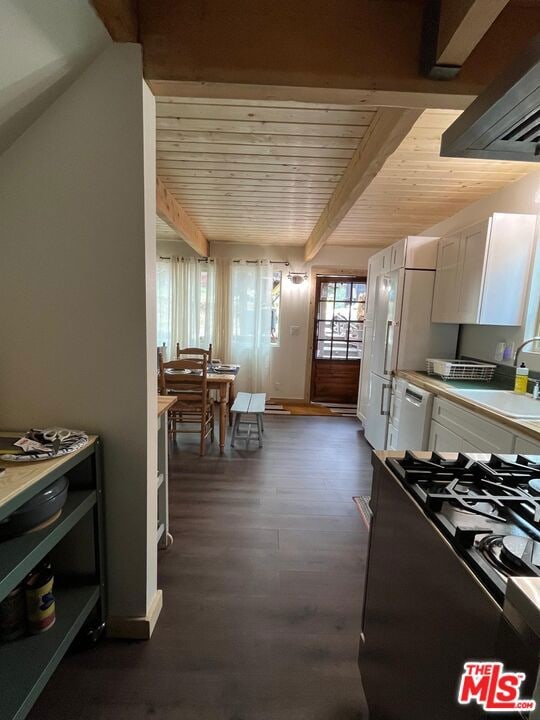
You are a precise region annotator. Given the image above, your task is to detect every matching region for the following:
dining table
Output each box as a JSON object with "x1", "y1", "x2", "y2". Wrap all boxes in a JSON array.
[
  {"x1": 207, "y1": 370, "x2": 238, "y2": 453},
  {"x1": 162, "y1": 365, "x2": 240, "y2": 455}
]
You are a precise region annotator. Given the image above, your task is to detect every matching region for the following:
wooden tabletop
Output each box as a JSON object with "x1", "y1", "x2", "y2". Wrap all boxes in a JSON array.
[{"x1": 0, "y1": 433, "x2": 97, "y2": 511}]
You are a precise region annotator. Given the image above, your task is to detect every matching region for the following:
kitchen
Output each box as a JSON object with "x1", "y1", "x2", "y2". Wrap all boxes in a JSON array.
[{"x1": 1, "y1": 2, "x2": 540, "y2": 719}]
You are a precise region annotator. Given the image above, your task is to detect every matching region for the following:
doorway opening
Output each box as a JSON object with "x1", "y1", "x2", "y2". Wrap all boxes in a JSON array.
[{"x1": 310, "y1": 275, "x2": 367, "y2": 404}]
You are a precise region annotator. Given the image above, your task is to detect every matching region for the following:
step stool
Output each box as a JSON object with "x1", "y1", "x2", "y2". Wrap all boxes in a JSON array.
[{"x1": 230, "y1": 392, "x2": 266, "y2": 448}]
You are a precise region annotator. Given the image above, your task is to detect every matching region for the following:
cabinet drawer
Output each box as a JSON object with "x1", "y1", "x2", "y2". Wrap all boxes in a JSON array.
[
  {"x1": 514, "y1": 434, "x2": 540, "y2": 455},
  {"x1": 432, "y1": 397, "x2": 514, "y2": 453}
]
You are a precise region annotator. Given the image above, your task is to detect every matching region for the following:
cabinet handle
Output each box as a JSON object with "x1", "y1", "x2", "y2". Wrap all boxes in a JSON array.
[
  {"x1": 383, "y1": 320, "x2": 392, "y2": 375},
  {"x1": 380, "y1": 383, "x2": 391, "y2": 416}
]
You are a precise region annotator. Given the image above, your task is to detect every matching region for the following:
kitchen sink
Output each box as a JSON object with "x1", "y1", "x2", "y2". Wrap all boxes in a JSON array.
[{"x1": 451, "y1": 389, "x2": 540, "y2": 419}]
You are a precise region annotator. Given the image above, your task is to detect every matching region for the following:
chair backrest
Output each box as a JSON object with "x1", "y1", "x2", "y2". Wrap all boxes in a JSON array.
[
  {"x1": 159, "y1": 354, "x2": 209, "y2": 401},
  {"x1": 176, "y1": 343, "x2": 212, "y2": 364}
]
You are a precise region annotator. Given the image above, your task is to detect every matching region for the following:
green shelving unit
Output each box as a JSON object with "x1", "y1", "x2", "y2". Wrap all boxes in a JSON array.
[
  {"x1": 0, "y1": 585, "x2": 100, "y2": 720},
  {"x1": 0, "y1": 437, "x2": 105, "y2": 720}
]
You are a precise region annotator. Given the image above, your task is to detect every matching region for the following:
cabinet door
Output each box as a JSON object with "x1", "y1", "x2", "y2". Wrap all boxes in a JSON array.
[
  {"x1": 457, "y1": 220, "x2": 490, "y2": 324},
  {"x1": 432, "y1": 234, "x2": 461, "y2": 323},
  {"x1": 390, "y1": 238, "x2": 406, "y2": 270},
  {"x1": 428, "y1": 420, "x2": 463, "y2": 452},
  {"x1": 380, "y1": 247, "x2": 392, "y2": 273},
  {"x1": 387, "y1": 423, "x2": 398, "y2": 451},
  {"x1": 514, "y1": 434, "x2": 540, "y2": 455},
  {"x1": 365, "y1": 258, "x2": 377, "y2": 321}
]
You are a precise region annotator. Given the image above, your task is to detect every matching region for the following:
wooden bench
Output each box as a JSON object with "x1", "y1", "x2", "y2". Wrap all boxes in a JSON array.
[{"x1": 230, "y1": 392, "x2": 266, "y2": 448}]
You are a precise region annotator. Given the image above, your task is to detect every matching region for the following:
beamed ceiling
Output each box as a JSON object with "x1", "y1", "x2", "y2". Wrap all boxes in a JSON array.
[
  {"x1": 155, "y1": 103, "x2": 539, "y2": 249},
  {"x1": 89, "y1": 0, "x2": 540, "y2": 257},
  {"x1": 156, "y1": 97, "x2": 377, "y2": 245}
]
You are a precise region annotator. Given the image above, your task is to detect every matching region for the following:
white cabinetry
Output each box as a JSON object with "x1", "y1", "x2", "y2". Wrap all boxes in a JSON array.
[
  {"x1": 428, "y1": 397, "x2": 540, "y2": 454},
  {"x1": 428, "y1": 420, "x2": 465, "y2": 452},
  {"x1": 429, "y1": 397, "x2": 514, "y2": 453},
  {"x1": 432, "y1": 213, "x2": 536, "y2": 325},
  {"x1": 514, "y1": 434, "x2": 540, "y2": 454}
]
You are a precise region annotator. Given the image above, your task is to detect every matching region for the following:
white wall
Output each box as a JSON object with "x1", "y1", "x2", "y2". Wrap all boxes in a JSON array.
[
  {"x1": 0, "y1": 45, "x2": 158, "y2": 622},
  {"x1": 422, "y1": 170, "x2": 540, "y2": 371},
  {"x1": 210, "y1": 242, "x2": 378, "y2": 399},
  {"x1": 0, "y1": 0, "x2": 110, "y2": 154}
]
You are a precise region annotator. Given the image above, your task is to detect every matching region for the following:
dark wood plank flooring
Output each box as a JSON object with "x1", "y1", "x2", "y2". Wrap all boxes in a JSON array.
[{"x1": 29, "y1": 415, "x2": 372, "y2": 720}]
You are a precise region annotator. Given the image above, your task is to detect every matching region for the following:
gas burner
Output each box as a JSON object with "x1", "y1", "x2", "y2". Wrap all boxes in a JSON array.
[
  {"x1": 452, "y1": 500, "x2": 501, "y2": 518},
  {"x1": 529, "y1": 478, "x2": 540, "y2": 495},
  {"x1": 478, "y1": 534, "x2": 540, "y2": 577}
]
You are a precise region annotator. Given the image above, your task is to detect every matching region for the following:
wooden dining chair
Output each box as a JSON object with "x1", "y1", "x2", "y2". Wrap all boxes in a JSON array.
[
  {"x1": 159, "y1": 354, "x2": 214, "y2": 456},
  {"x1": 176, "y1": 343, "x2": 212, "y2": 363}
]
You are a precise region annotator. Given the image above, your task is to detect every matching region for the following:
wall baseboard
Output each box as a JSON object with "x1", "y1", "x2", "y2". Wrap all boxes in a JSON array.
[
  {"x1": 107, "y1": 589, "x2": 163, "y2": 640},
  {"x1": 268, "y1": 397, "x2": 308, "y2": 405}
]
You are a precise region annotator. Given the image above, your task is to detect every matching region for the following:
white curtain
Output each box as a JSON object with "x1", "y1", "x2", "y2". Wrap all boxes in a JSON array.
[
  {"x1": 212, "y1": 257, "x2": 232, "y2": 363},
  {"x1": 230, "y1": 261, "x2": 273, "y2": 394},
  {"x1": 156, "y1": 257, "x2": 215, "y2": 359}
]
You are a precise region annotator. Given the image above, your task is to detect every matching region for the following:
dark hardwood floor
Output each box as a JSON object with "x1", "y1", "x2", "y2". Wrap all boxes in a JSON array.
[{"x1": 29, "y1": 415, "x2": 373, "y2": 720}]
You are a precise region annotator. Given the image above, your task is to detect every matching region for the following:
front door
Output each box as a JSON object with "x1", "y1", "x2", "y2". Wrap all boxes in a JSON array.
[{"x1": 310, "y1": 275, "x2": 367, "y2": 404}]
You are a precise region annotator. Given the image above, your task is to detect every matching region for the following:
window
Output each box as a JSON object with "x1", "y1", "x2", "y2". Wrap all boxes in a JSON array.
[
  {"x1": 155, "y1": 257, "x2": 215, "y2": 358},
  {"x1": 314, "y1": 277, "x2": 367, "y2": 360},
  {"x1": 271, "y1": 270, "x2": 282, "y2": 345}
]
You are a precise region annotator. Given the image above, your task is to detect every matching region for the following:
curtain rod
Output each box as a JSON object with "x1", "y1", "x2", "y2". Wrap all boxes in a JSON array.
[
  {"x1": 232, "y1": 259, "x2": 290, "y2": 266},
  {"x1": 159, "y1": 256, "x2": 289, "y2": 266}
]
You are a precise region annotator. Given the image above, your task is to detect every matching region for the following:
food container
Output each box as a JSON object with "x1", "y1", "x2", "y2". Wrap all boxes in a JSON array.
[
  {"x1": 0, "y1": 586, "x2": 26, "y2": 641},
  {"x1": 0, "y1": 476, "x2": 69, "y2": 539},
  {"x1": 25, "y1": 565, "x2": 55, "y2": 634}
]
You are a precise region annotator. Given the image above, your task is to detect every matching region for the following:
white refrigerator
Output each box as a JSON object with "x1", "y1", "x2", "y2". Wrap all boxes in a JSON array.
[{"x1": 363, "y1": 267, "x2": 458, "y2": 449}]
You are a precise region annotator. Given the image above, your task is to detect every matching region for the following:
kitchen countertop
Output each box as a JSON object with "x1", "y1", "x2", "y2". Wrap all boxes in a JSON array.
[
  {"x1": 0, "y1": 433, "x2": 97, "y2": 512},
  {"x1": 396, "y1": 370, "x2": 540, "y2": 442}
]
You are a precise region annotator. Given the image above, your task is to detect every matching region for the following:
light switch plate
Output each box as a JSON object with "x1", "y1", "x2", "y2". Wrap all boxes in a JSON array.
[{"x1": 290, "y1": 325, "x2": 300, "y2": 336}]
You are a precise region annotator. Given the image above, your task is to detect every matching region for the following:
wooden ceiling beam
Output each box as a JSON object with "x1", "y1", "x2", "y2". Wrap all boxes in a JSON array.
[
  {"x1": 91, "y1": 0, "x2": 139, "y2": 42},
  {"x1": 303, "y1": 109, "x2": 421, "y2": 261},
  {"x1": 140, "y1": 0, "x2": 540, "y2": 110},
  {"x1": 156, "y1": 177, "x2": 209, "y2": 256},
  {"x1": 438, "y1": 0, "x2": 511, "y2": 66},
  {"x1": 421, "y1": 0, "x2": 511, "y2": 79}
]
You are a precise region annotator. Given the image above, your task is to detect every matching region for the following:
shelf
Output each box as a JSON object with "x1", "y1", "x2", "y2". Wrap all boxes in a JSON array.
[
  {"x1": 0, "y1": 490, "x2": 96, "y2": 601},
  {"x1": 0, "y1": 584, "x2": 100, "y2": 720}
]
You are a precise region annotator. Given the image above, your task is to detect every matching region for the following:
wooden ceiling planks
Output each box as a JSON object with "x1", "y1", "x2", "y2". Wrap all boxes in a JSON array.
[
  {"x1": 326, "y1": 109, "x2": 539, "y2": 247},
  {"x1": 156, "y1": 97, "x2": 377, "y2": 245}
]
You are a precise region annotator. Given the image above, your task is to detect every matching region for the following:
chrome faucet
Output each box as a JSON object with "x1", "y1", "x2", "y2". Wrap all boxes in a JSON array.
[{"x1": 513, "y1": 337, "x2": 540, "y2": 366}]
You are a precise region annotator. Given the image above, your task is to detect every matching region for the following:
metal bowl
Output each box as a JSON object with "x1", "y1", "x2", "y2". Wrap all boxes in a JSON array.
[{"x1": 0, "y1": 476, "x2": 69, "y2": 539}]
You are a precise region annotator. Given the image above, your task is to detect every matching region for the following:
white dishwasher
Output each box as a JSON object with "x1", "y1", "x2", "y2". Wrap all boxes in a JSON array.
[{"x1": 390, "y1": 382, "x2": 433, "y2": 451}]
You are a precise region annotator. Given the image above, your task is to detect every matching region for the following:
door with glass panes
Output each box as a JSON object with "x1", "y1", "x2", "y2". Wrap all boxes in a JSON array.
[{"x1": 311, "y1": 276, "x2": 367, "y2": 403}]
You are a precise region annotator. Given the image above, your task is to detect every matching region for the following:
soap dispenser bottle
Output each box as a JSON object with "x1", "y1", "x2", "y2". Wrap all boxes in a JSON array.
[{"x1": 514, "y1": 362, "x2": 529, "y2": 394}]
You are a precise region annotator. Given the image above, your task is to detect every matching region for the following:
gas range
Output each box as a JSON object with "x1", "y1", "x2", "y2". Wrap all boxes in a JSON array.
[{"x1": 386, "y1": 452, "x2": 540, "y2": 605}]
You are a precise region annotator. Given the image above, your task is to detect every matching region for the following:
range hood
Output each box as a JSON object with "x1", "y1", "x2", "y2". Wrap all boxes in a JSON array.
[{"x1": 441, "y1": 35, "x2": 540, "y2": 162}]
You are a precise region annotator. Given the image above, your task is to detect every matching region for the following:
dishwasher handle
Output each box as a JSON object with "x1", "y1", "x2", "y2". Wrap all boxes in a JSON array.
[{"x1": 404, "y1": 385, "x2": 430, "y2": 407}]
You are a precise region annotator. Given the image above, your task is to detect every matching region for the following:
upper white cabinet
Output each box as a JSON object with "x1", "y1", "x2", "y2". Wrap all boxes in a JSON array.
[{"x1": 432, "y1": 213, "x2": 536, "y2": 325}]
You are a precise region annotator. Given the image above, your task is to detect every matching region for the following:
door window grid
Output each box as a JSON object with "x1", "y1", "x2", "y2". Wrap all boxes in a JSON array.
[{"x1": 314, "y1": 278, "x2": 367, "y2": 360}]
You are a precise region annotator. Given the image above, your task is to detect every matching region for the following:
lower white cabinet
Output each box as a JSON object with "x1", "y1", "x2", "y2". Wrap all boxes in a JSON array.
[
  {"x1": 428, "y1": 397, "x2": 540, "y2": 455},
  {"x1": 431, "y1": 397, "x2": 514, "y2": 453},
  {"x1": 387, "y1": 423, "x2": 398, "y2": 451},
  {"x1": 428, "y1": 420, "x2": 463, "y2": 452},
  {"x1": 514, "y1": 434, "x2": 540, "y2": 455}
]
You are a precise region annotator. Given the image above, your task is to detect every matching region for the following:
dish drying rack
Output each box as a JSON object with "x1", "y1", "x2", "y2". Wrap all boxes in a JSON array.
[{"x1": 426, "y1": 359, "x2": 496, "y2": 382}]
